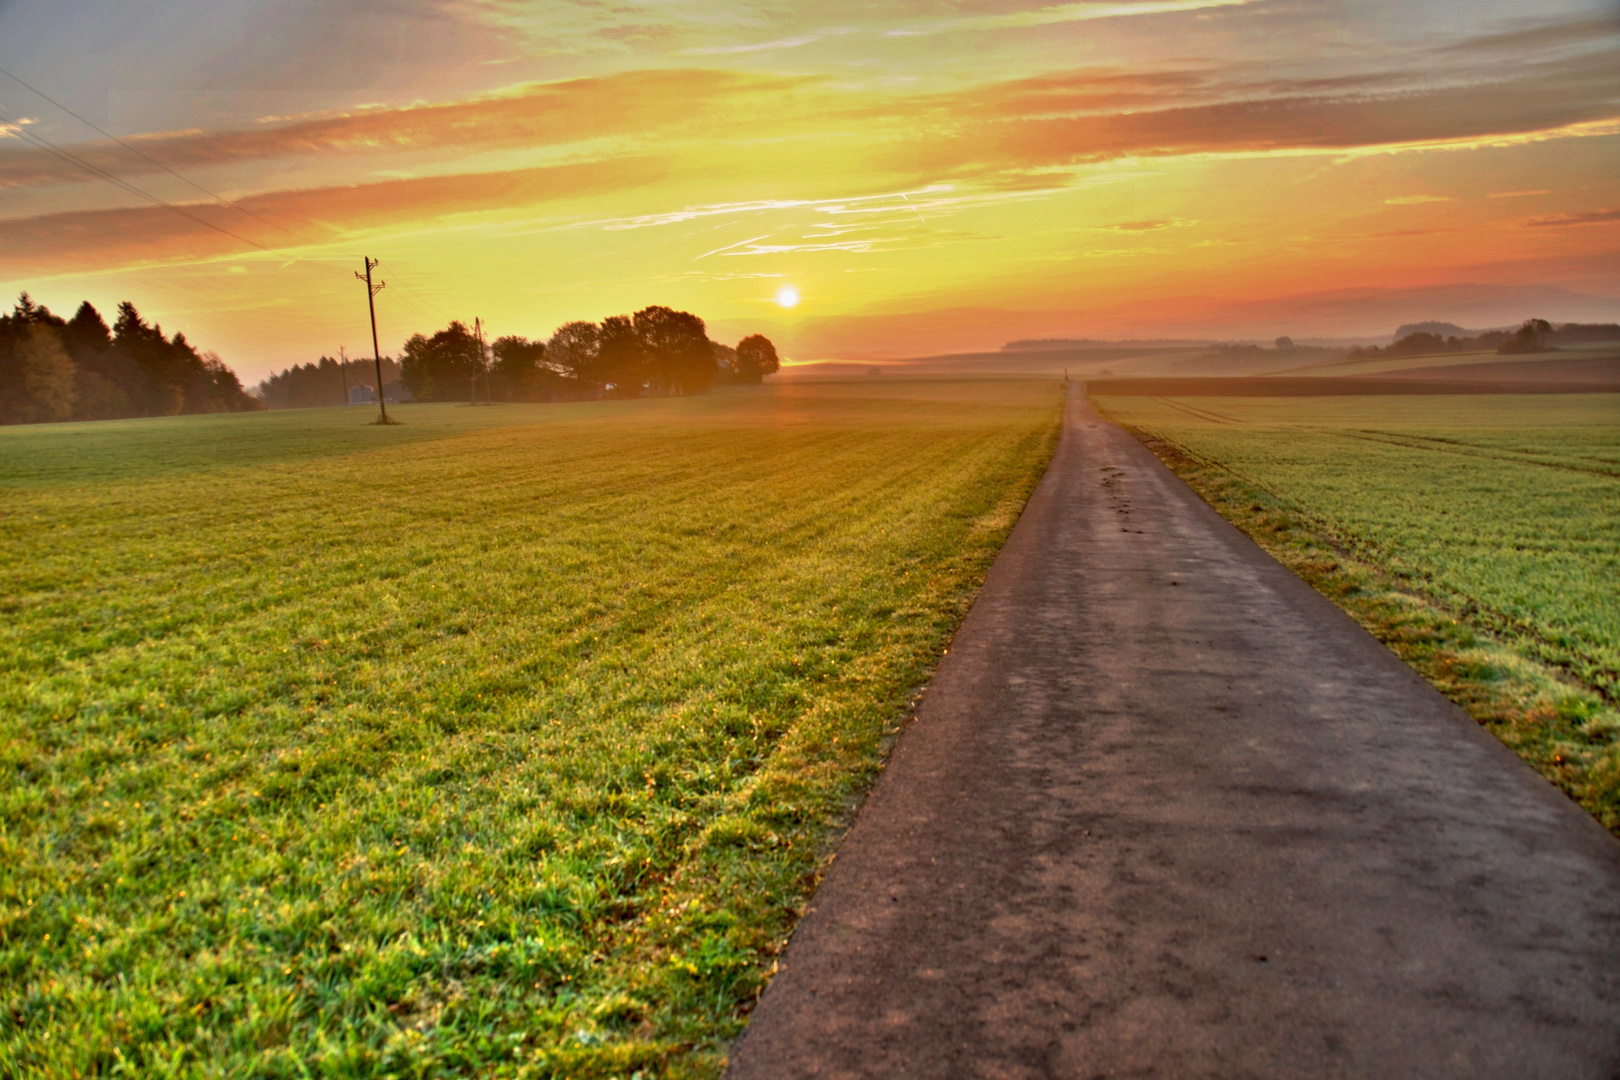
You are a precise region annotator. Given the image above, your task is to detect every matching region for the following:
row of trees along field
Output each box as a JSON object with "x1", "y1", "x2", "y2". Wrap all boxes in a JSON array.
[
  {"x1": 248, "y1": 307, "x2": 781, "y2": 409},
  {"x1": 0, "y1": 294, "x2": 259, "y2": 425},
  {"x1": 253, "y1": 355, "x2": 403, "y2": 410},
  {"x1": 400, "y1": 306, "x2": 780, "y2": 403}
]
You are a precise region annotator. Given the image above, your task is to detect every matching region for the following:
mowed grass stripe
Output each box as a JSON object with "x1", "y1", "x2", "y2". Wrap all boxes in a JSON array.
[{"x1": 1, "y1": 379, "x2": 1061, "y2": 1078}]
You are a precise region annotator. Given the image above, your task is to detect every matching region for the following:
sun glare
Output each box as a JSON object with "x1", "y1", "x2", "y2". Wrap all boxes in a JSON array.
[{"x1": 776, "y1": 285, "x2": 800, "y2": 309}]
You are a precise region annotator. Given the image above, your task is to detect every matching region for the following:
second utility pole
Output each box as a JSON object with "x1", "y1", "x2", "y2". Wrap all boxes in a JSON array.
[{"x1": 356, "y1": 257, "x2": 390, "y2": 423}]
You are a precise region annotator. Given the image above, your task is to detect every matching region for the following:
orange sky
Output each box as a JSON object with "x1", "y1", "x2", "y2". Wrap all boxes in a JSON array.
[{"x1": 2, "y1": 0, "x2": 1618, "y2": 382}]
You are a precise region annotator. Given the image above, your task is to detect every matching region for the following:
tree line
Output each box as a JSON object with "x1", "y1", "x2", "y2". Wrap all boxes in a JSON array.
[
  {"x1": 254, "y1": 355, "x2": 403, "y2": 410},
  {"x1": 0, "y1": 294, "x2": 259, "y2": 425},
  {"x1": 394, "y1": 306, "x2": 779, "y2": 403},
  {"x1": 2, "y1": 291, "x2": 784, "y2": 423},
  {"x1": 1348, "y1": 319, "x2": 1620, "y2": 360}
]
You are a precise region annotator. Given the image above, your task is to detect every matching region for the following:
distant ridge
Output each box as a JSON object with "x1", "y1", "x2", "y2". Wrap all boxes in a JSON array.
[
  {"x1": 1003, "y1": 337, "x2": 1214, "y2": 351},
  {"x1": 1392, "y1": 321, "x2": 1508, "y2": 340}
]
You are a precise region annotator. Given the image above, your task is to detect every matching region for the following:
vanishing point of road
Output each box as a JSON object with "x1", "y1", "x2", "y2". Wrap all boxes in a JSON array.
[{"x1": 727, "y1": 390, "x2": 1620, "y2": 1078}]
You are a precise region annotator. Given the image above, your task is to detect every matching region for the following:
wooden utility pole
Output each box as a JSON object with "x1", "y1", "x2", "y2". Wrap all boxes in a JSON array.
[
  {"x1": 339, "y1": 344, "x2": 350, "y2": 406},
  {"x1": 474, "y1": 317, "x2": 494, "y2": 405},
  {"x1": 355, "y1": 257, "x2": 390, "y2": 423}
]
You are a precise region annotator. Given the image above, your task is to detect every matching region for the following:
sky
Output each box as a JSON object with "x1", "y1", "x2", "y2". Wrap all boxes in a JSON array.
[{"x1": 1, "y1": 0, "x2": 1618, "y2": 381}]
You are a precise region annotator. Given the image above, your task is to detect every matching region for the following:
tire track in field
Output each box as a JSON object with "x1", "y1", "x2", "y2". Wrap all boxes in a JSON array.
[
  {"x1": 1150, "y1": 396, "x2": 1243, "y2": 425},
  {"x1": 1343, "y1": 429, "x2": 1620, "y2": 478}
]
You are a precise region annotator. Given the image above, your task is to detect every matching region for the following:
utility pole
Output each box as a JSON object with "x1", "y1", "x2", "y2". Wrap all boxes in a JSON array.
[
  {"x1": 472, "y1": 316, "x2": 481, "y2": 406},
  {"x1": 474, "y1": 316, "x2": 494, "y2": 405},
  {"x1": 355, "y1": 257, "x2": 390, "y2": 423},
  {"x1": 339, "y1": 344, "x2": 350, "y2": 406},
  {"x1": 483, "y1": 321, "x2": 494, "y2": 404}
]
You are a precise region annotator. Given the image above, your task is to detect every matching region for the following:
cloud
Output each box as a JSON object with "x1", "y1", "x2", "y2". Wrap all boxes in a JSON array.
[
  {"x1": 685, "y1": 35, "x2": 823, "y2": 55},
  {"x1": 883, "y1": 0, "x2": 1258, "y2": 37},
  {"x1": 1102, "y1": 218, "x2": 1195, "y2": 231},
  {"x1": 1488, "y1": 189, "x2": 1551, "y2": 198},
  {"x1": 1523, "y1": 208, "x2": 1620, "y2": 228},
  {"x1": 1384, "y1": 195, "x2": 1452, "y2": 205},
  {"x1": 1445, "y1": 14, "x2": 1620, "y2": 53},
  {"x1": 0, "y1": 156, "x2": 670, "y2": 275},
  {"x1": 893, "y1": 48, "x2": 1620, "y2": 176},
  {"x1": 0, "y1": 69, "x2": 803, "y2": 190}
]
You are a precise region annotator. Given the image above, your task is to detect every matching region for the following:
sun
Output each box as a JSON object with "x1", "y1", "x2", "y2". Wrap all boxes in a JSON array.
[{"x1": 775, "y1": 285, "x2": 800, "y2": 309}]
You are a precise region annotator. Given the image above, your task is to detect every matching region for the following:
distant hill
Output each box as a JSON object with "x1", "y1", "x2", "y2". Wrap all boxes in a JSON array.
[
  {"x1": 1393, "y1": 321, "x2": 1503, "y2": 340},
  {"x1": 1003, "y1": 337, "x2": 1213, "y2": 351}
]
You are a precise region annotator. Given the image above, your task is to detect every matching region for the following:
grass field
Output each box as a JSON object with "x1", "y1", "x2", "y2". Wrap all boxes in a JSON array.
[
  {"x1": 1093, "y1": 391, "x2": 1620, "y2": 830},
  {"x1": 0, "y1": 379, "x2": 1061, "y2": 1078}
]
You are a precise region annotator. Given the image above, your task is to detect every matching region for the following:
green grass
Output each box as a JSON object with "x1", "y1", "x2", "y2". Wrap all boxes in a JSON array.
[
  {"x1": 1093, "y1": 391, "x2": 1620, "y2": 830},
  {"x1": 0, "y1": 379, "x2": 1062, "y2": 1078}
]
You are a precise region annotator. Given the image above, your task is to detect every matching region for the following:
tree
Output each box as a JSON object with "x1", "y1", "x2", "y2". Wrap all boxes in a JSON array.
[
  {"x1": 1499, "y1": 318, "x2": 1553, "y2": 354},
  {"x1": 1274, "y1": 336, "x2": 1294, "y2": 350},
  {"x1": 254, "y1": 355, "x2": 399, "y2": 409},
  {"x1": 734, "y1": 334, "x2": 780, "y2": 383},
  {"x1": 113, "y1": 301, "x2": 184, "y2": 414},
  {"x1": 1, "y1": 293, "x2": 254, "y2": 424},
  {"x1": 598, "y1": 314, "x2": 645, "y2": 396},
  {"x1": 634, "y1": 306, "x2": 713, "y2": 394},
  {"x1": 711, "y1": 341, "x2": 738, "y2": 382},
  {"x1": 400, "y1": 320, "x2": 483, "y2": 401},
  {"x1": 547, "y1": 321, "x2": 600, "y2": 389},
  {"x1": 16, "y1": 324, "x2": 78, "y2": 423},
  {"x1": 67, "y1": 302, "x2": 112, "y2": 351},
  {"x1": 491, "y1": 336, "x2": 551, "y2": 401}
]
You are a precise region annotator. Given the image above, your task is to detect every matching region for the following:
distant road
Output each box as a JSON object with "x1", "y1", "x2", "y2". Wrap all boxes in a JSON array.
[{"x1": 727, "y1": 391, "x2": 1620, "y2": 1078}]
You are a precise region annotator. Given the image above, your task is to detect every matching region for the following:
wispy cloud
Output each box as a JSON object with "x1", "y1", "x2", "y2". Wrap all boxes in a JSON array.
[
  {"x1": 884, "y1": 0, "x2": 1257, "y2": 37},
  {"x1": 0, "y1": 69, "x2": 802, "y2": 190},
  {"x1": 1385, "y1": 195, "x2": 1452, "y2": 205},
  {"x1": 684, "y1": 35, "x2": 824, "y2": 56},
  {"x1": 0, "y1": 156, "x2": 670, "y2": 274},
  {"x1": 589, "y1": 186, "x2": 957, "y2": 232},
  {"x1": 893, "y1": 49, "x2": 1620, "y2": 177},
  {"x1": 1523, "y1": 208, "x2": 1620, "y2": 228},
  {"x1": 1444, "y1": 14, "x2": 1620, "y2": 53},
  {"x1": 1101, "y1": 218, "x2": 1196, "y2": 230}
]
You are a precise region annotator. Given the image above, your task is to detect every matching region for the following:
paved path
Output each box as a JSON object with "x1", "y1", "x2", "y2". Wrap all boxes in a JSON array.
[{"x1": 727, "y1": 391, "x2": 1620, "y2": 1079}]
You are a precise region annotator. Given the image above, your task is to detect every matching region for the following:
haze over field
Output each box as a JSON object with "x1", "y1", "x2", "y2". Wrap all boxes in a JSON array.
[{"x1": 2, "y1": 0, "x2": 1618, "y2": 383}]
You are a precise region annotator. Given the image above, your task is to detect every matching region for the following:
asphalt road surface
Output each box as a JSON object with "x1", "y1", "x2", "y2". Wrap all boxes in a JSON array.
[{"x1": 726, "y1": 390, "x2": 1620, "y2": 1079}]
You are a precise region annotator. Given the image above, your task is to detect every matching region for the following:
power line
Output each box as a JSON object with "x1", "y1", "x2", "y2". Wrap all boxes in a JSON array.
[
  {"x1": 0, "y1": 65, "x2": 364, "y2": 267},
  {"x1": 2, "y1": 73, "x2": 464, "y2": 354},
  {"x1": 0, "y1": 111, "x2": 281, "y2": 255}
]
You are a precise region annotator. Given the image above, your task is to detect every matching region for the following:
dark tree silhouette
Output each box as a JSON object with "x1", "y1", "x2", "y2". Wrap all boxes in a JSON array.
[
  {"x1": 734, "y1": 334, "x2": 780, "y2": 383},
  {"x1": 1499, "y1": 318, "x2": 1554, "y2": 354},
  {"x1": 15, "y1": 324, "x2": 77, "y2": 422},
  {"x1": 598, "y1": 314, "x2": 645, "y2": 395},
  {"x1": 400, "y1": 320, "x2": 484, "y2": 401},
  {"x1": 255, "y1": 354, "x2": 398, "y2": 409},
  {"x1": 634, "y1": 306, "x2": 713, "y2": 394},
  {"x1": 490, "y1": 336, "x2": 554, "y2": 401},
  {"x1": 546, "y1": 321, "x2": 600, "y2": 388},
  {"x1": 0, "y1": 293, "x2": 256, "y2": 424}
]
